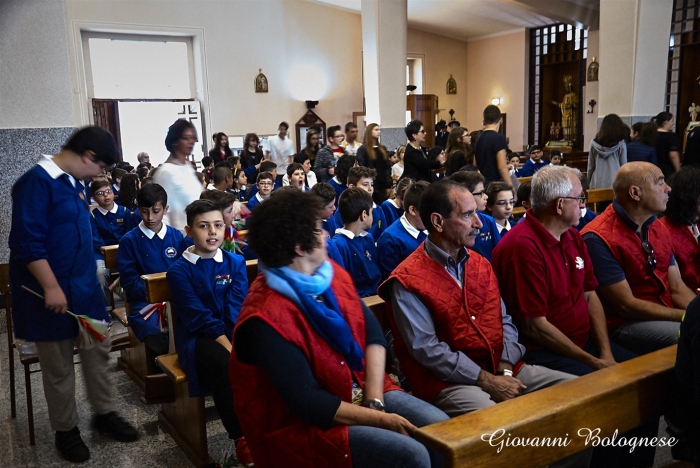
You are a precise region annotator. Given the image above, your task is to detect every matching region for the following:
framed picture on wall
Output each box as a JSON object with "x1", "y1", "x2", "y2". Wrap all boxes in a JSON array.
[{"x1": 295, "y1": 110, "x2": 326, "y2": 153}]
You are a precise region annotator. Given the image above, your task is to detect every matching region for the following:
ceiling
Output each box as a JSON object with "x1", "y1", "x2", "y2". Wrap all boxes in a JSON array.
[{"x1": 310, "y1": 0, "x2": 599, "y2": 42}]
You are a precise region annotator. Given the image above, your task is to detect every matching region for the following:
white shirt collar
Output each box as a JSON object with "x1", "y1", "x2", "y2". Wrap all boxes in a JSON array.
[
  {"x1": 334, "y1": 228, "x2": 368, "y2": 239},
  {"x1": 255, "y1": 192, "x2": 265, "y2": 203},
  {"x1": 37, "y1": 155, "x2": 76, "y2": 186},
  {"x1": 332, "y1": 176, "x2": 341, "y2": 185},
  {"x1": 182, "y1": 245, "x2": 224, "y2": 264},
  {"x1": 399, "y1": 214, "x2": 428, "y2": 239},
  {"x1": 580, "y1": 207, "x2": 588, "y2": 218},
  {"x1": 138, "y1": 221, "x2": 168, "y2": 240},
  {"x1": 388, "y1": 198, "x2": 400, "y2": 209},
  {"x1": 96, "y1": 203, "x2": 119, "y2": 216}
]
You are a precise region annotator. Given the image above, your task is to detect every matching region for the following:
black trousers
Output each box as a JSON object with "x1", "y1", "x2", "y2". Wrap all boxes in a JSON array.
[{"x1": 194, "y1": 337, "x2": 243, "y2": 440}]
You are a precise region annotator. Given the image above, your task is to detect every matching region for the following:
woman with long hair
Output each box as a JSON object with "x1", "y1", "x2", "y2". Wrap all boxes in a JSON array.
[
  {"x1": 444, "y1": 127, "x2": 472, "y2": 176},
  {"x1": 627, "y1": 122, "x2": 659, "y2": 165},
  {"x1": 116, "y1": 173, "x2": 142, "y2": 229},
  {"x1": 209, "y1": 132, "x2": 233, "y2": 164},
  {"x1": 587, "y1": 114, "x2": 628, "y2": 189},
  {"x1": 654, "y1": 111, "x2": 681, "y2": 177},
  {"x1": 299, "y1": 128, "x2": 321, "y2": 164},
  {"x1": 240, "y1": 133, "x2": 265, "y2": 169},
  {"x1": 661, "y1": 166, "x2": 700, "y2": 291},
  {"x1": 357, "y1": 123, "x2": 391, "y2": 203}
]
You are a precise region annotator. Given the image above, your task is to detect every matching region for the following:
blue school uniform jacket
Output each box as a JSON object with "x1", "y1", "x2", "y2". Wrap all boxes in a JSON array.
[
  {"x1": 332, "y1": 202, "x2": 387, "y2": 240},
  {"x1": 117, "y1": 223, "x2": 188, "y2": 341},
  {"x1": 574, "y1": 208, "x2": 597, "y2": 232},
  {"x1": 246, "y1": 192, "x2": 266, "y2": 211},
  {"x1": 91, "y1": 204, "x2": 139, "y2": 257},
  {"x1": 328, "y1": 177, "x2": 347, "y2": 206},
  {"x1": 248, "y1": 180, "x2": 280, "y2": 199},
  {"x1": 326, "y1": 237, "x2": 345, "y2": 269},
  {"x1": 322, "y1": 215, "x2": 339, "y2": 238},
  {"x1": 515, "y1": 159, "x2": 550, "y2": 177},
  {"x1": 470, "y1": 211, "x2": 502, "y2": 262},
  {"x1": 167, "y1": 248, "x2": 248, "y2": 396},
  {"x1": 377, "y1": 216, "x2": 427, "y2": 280},
  {"x1": 381, "y1": 199, "x2": 403, "y2": 227},
  {"x1": 332, "y1": 229, "x2": 382, "y2": 297},
  {"x1": 9, "y1": 158, "x2": 108, "y2": 342}
]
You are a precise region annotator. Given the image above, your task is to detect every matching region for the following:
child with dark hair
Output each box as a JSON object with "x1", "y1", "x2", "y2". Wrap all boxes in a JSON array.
[
  {"x1": 485, "y1": 181, "x2": 515, "y2": 235},
  {"x1": 286, "y1": 162, "x2": 307, "y2": 191},
  {"x1": 328, "y1": 154, "x2": 357, "y2": 205},
  {"x1": 111, "y1": 167, "x2": 127, "y2": 199},
  {"x1": 246, "y1": 171, "x2": 275, "y2": 210},
  {"x1": 118, "y1": 184, "x2": 187, "y2": 355},
  {"x1": 10, "y1": 126, "x2": 138, "y2": 462},
  {"x1": 248, "y1": 160, "x2": 280, "y2": 198},
  {"x1": 212, "y1": 163, "x2": 234, "y2": 192},
  {"x1": 200, "y1": 190, "x2": 241, "y2": 253},
  {"x1": 377, "y1": 180, "x2": 429, "y2": 280},
  {"x1": 342, "y1": 166, "x2": 387, "y2": 239},
  {"x1": 167, "y1": 199, "x2": 250, "y2": 462},
  {"x1": 332, "y1": 188, "x2": 382, "y2": 297},
  {"x1": 381, "y1": 177, "x2": 412, "y2": 227},
  {"x1": 449, "y1": 171, "x2": 502, "y2": 261},
  {"x1": 231, "y1": 168, "x2": 250, "y2": 202},
  {"x1": 311, "y1": 182, "x2": 339, "y2": 236}
]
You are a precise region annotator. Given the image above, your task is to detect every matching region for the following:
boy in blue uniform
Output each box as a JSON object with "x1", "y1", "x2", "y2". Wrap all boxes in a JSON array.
[
  {"x1": 449, "y1": 171, "x2": 501, "y2": 261},
  {"x1": 91, "y1": 179, "x2": 138, "y2": 255},
  {"x1": 246, "y1": 171, "x2": 274, "y2": 211},
  {"x1": 377, "y1": 181, "x2": 429, "y2": 280},
  {"x1": 9, "y1": 127, "x2": 138, "y2": 463},
  {"x1": 117, "y1": 184, "x2": 188, "y2": 356},
  {"x1": 166, "y1": 199, "x2": 250, "y2": 461},
  {"x1": 248, "y1": 161, "x2": 280, "y2": 198},
  {"x1": 332, "y1": 188, "x2": 382, "y2": 297},
  {"x1": 515, "y1": 146, "x2": 550, "y2": 177},
  {"x1": 332, "y1": 166, "x2": 387, "y2": 240},
  {"x1": 380, "y1": 177, "x2": 412, "y2": 227},
  {"x1": 311, "y1": 182, "x2": 339, "y2": 236},
  {"x1": 328, "y1": 154, "x2": 357, "y2": 205}
]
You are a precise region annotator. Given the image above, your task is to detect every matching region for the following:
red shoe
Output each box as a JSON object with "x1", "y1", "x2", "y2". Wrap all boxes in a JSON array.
[{"x1": 235, "y1": 437, "x2": 254, "y2": 467}]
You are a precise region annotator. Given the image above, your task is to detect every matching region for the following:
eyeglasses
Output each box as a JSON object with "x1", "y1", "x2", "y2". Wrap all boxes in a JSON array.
[
  {"x1": 472, "y1": 190, "x2": 486, "y2": 198},
  {"x1": 493, "y1": 199, "x2": 515, "y2": 207},
  {"x1": 258, "y1": 182, "x2": 274, "y2": 187},
  {"x1": 642, "y1": 240, "x2": 657, "y2": 272},
  {"x1": 560, "y1": 196, "x2": 587, "y2": 204},
  {"x1": 94, "y1": 189, "x2": 113, "y2": 196}
]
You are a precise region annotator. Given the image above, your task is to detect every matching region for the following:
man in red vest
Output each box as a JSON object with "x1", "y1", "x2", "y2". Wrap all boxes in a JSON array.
[
  {"x1": 581, "y1": 162, "x2": 696, "y2": 356},
  {"x1": 379, "y1": 180, "x2": 574, "y2": 417}
]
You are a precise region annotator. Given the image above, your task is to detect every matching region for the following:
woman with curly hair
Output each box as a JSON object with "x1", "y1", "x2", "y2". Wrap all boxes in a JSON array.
[
  {"x1": 230, "y1": 190, "x2": 447, "y2": 468},
  {"x1": 660, "y1": 166, "x2": 700, "y2": 291}
]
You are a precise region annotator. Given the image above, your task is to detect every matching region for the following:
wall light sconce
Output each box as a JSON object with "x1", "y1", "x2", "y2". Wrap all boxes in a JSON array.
[
  {"x1": 491, "y1": 97, "x2": 502, "y2": 106},
  {"x1": 306, "y1": 100, "x2": 319, "y2": 109}
]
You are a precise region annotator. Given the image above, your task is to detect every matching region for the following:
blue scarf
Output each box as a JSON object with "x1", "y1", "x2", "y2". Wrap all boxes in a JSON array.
[{"x1": 264, "y1": 261, "x2": 365, "y2": 370}]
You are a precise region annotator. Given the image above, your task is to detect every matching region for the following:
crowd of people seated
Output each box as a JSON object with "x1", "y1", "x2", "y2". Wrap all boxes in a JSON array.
[{"x1": 8, "y1": 103, "x2": 700, "y2": 467}]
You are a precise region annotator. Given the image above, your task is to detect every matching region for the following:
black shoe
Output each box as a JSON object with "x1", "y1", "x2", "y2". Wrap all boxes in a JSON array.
[
  {"x1": 92, "y1": 412, "x2": 140, "y2": 442},
  {"x1": 55, "y1": 426, "x2": 90, "y2": 463}
]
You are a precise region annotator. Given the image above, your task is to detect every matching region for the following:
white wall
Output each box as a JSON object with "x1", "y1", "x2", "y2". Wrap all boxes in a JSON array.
[
  {"x1": 64, "y1": 0, "x2": 364, "y2": 146},
  {"x1": 583, "y1": 29, "x2": 599, "y2": 151},
  {"x1": 465, "y1": 30, "x2": 528, "y2": 150},
  {"x1": 0, "y1": 0, "x2": 75, "y2": 129}
]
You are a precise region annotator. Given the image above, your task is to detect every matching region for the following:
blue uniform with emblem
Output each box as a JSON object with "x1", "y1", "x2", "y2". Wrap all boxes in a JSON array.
[
  {"x1": 380, "y1": 199, "x2": 403, "y2": 227},
  {"x1": 90, "y1": 203, "x2": 139, "y2": 258},
  {"x1": 117, "y1": 222, "x2": 189, "y2": 341},
  {"x1": 376, "y1": 216, "x2": 427, "y2": 280},
  {"x1": 470, "y1": 211, "x2": 502, "y2": 262},
  {"x1": 166, "y1": 248, "x2": 248, "y2": 396},
  {"x1": 9, "y1": 158, "x2": 108, "y2": 342},
  {"x1": 333, "y1": 202, "x2": 387, "y2": 240},
  {"x1": 332, "y1": 229, "x2": 382, "y2": 297}
]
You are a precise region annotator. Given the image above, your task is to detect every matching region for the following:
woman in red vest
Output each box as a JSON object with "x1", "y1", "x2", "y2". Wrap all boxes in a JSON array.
[
  {"x1": 661, "y1": 166, "x2": 700, "y2": 292},
  {"x1": 230, "y1": 190, "x2": 447, "y2": 468}
]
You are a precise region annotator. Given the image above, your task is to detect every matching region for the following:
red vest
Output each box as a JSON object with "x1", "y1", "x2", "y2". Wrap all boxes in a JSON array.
[
  {"x1": 379, "y1": 244, "x2": 505, "y2": 403},
  {"x1": 230, "y1": 262, "x2": 400, "y2": 468},
  {"x1": 660, "y1": 217, "x2": 700, "y2": 293},
  {"x1": 581, "y1": 205, "x2": 673, "y2": 330}
]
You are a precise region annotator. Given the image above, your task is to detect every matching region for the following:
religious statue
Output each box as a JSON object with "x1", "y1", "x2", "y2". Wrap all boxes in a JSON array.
[
  {"x1": 255, "y1": 68, "x2": 268, "y2": 93},
  {"x1": 587, "y1": 57, "x2": 599, "y2": 82},
  {"x1": 552, "y1": 75, "x2": 578, "y2": 143},
  {"x1": 690, "y1": 102, "x2": 700, "y2": 123}
]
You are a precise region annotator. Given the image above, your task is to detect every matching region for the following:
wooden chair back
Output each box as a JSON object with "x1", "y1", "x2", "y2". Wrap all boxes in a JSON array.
[{"x1": 586, "y1": 187, "x2": 614, "y2": 213}]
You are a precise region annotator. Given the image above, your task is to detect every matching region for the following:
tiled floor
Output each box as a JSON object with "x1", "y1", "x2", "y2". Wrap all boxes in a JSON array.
[
  {"x1": 0, "y1": 324, "x2": 236, "y2": 467},
  {"x1": 0, "y1": 323, "x2": 687, "y2": 468}
]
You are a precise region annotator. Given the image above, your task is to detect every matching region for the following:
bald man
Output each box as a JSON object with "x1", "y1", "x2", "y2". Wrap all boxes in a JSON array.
[{"x1": 581, "y1": 162, "x2": 696, "y2": 355}]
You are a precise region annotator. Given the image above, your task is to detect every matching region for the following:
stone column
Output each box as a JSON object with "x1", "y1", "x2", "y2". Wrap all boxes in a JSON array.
[
  {"x1": 598, "y1": 0, "x2": 673, "y2": 127},
  {"x1": 361, "y1": 0, "x2": 408, "y2": 150}
]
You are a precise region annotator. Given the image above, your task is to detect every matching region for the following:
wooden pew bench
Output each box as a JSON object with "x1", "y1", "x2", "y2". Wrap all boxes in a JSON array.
[
  {"x1": 143, "y1": 269, "x2": 388, "y2": 467},
  {"x1": 587, "y1": 187, "x2": 614, "y2": 213},
  {"x1": 415, "y1": 345, "x2": 681, "y2": 468}
]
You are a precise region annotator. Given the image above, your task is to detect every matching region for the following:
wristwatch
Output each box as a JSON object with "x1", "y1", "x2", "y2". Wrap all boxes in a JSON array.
[
  {"x1": 363, "y1": 398, "x2": 386, "y2": 411},
  {"x1": 497, "y1": 369, "x2": 514, "y2": 377}
]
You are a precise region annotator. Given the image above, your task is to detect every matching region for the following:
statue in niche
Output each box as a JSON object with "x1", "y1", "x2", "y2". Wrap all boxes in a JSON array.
[
  {"x1": 587, "y1": 57, "x2": 599, "y2": 82},
  {"x1": 689, "y1": 103, "x2": 700, "y2": 122},
  {"x1": 255, "y1": 68, "x2": 268, "y2": 93},
  {"x1": 552, "y1": 75, "x2": 578, "y2": 142}
]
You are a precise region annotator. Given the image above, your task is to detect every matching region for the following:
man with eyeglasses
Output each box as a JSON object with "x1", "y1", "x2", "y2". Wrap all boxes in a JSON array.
[
  {"x1": 581, "y1": 162, "x2": 696, "y2": 356},
  {"x1": 314, "y1": 125, "x2": 347, "y2": 184},
  {"x1": 514, "y1": 145, "x2": 550, "y2": 177},
  {"x1": 493, "y1": 164, "x2": 657, "y2": 468}
]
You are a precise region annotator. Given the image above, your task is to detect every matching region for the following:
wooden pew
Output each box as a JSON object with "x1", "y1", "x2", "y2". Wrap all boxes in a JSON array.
[
  {"x1": 144, "y1": 269, "x2": 387, "y2": 467},
  {"x1": 102, "y1": 244, "x2": 152, "y2": 391},
  {"x1": 101, "y1": 245, "x2": 128, "y2": 326},
  {"x1": 587, "y1": 187, "x2": 614, "y2": 213},
  {"x1": 415, "y1": 345, "x2": 680, "y2": 468},
  {"x1": 516, "y1": 176, "x2": 533, "y2": 185}
]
